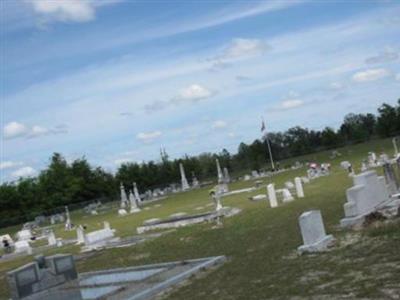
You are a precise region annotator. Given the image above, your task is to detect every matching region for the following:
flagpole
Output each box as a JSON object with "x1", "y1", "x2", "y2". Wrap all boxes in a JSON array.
[{"x1": 262, "y1": 117, "x2": 275, "y2": 171}]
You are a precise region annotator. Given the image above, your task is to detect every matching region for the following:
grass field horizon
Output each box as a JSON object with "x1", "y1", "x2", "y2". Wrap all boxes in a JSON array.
[{"x1": 1, "y1": 137, "x2": 399, "y2": 299}]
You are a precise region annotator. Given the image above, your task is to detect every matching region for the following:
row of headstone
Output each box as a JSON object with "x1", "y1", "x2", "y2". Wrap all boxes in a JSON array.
[{"x1": 267, "y1": 177, "x2": 305, "y2": 208}]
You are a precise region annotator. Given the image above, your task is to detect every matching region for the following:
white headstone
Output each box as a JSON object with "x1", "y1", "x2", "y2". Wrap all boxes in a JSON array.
[
  {"x1": 118, "y1": 209, "x2": 128, "y2": 216},
  {"x1": 14, "y1": 240, "x2": 32, "y2": 255},
  {"x1": 76, "y1": 225, "x2": 85, "y2": 244},
  {"x1": 133, "y1": 182, "x2": 141, "y2": 202},
  {"x1": 341, "y1": 170, "x2": 390, "y2": 227},
  {"x1": 129, "y1": 191, "x2": 141, "y2": 213},
  {"x1": 295, "y1": 177, "x2": 305, "y2": 198},
  {"x1": 84, "y1": 228, "x2": 114, "y2": 246},
  {"x1": 393, "y1": 137, "x2": 399, "y2": 157},
  {"x1": 267, "y1": 184, "x2": 278, "y2": 208},
  {"x1": 64, "y1": 206, "x2": 73, "y2": 231},
  {"x1": 179, "y1": 163, "x2": 190, "y2": 191},
  {"x1": 297, "y1": 210, "x2": 334, "y2": 254},
  {"x1": 16, "y1": 229, "x2": 32, "y2": 241},
  {"x1": 47, "y1": 231, "x2": 57, "y2": 246},
  {"x1": 282, "y1": 188, "x2": 294, "y2": 202},
  {"x1": 216, "y1": 159, "x2": 224, "y2": 184},
  {"x1": 103, "y1": 221, "x2": 111, "y2": 230},
  {"x1": 120, "y1": 183, "x2": 128, "y2": 208},
  {"x1": 223, "y1": 167, "x2": 230, "y2": 183}
]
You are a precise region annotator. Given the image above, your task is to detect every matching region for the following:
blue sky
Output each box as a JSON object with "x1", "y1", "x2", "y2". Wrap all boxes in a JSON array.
[{"x1": 1, "y1": 0, "x2": 400, "y2": 181}]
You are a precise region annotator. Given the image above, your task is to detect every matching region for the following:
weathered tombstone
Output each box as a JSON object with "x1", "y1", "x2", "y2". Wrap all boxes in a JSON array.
[
  {"x1": 16, "y1": 229, "x2": 32, "y2": 241},
  {"x1": 120, "y1": 183, "x2": 128, "y2": 208},
  {"x1": 340, "y1": 170, "x2": 390, "y2": 227},
  {"x1": 47, "y1": 231, "x2": 57, "y2": 246},
  {"x1": 179, "y1": 163, "x2": 190, "y2": 191},
  {"x1": 297, "y1": 210, "x2": 335, "y2": 254},
  {"x1": 118, "y1": 208, "x2": 128, "y2": 216},
  {"x1": 383, "y1": 163, "x2": 399, "y2": 195},
  {"x1": 64, "y1": 206, "x2": 73, "y2": 231},
  {"x1": 76, "y1": 225, "x2": 85, "y2": 244},
  {"x1": 192, "y1": 172, "x2": 200, "y2": 188},
  {"x1": 393, "y1": 137, "x2": 399, "y2": 157},
  {"x1": 103, "y1": 221, "x2": 111, "y2": 230},
  {"x1": 285, "y1": 181, "x2": 295, "y2": 189},
  {"x1": 14, "y1": 240, "x2": 32, "y2": 255},
  {"x1": 295, "y1": 177, "x2": 305, "y2": 198},
  {"x1": 282, "y1": 188, "x2": 294, "y2": 202},
  {"x1": 340, "y1": 161, "x2": 351, "y2": 170},
  {"x1": 244, "y1": 174, "x2": 251, "y2": 181},
  {"x1": 267, "y1": 184, "x2": 278, "y2": 208},
  {"x1": 223, "y1": 167, "x2": 230, "y2": 183},
  {"x1": 133, "y1": 182, "x2": 141, "y2": 203},
  {"x1": 1, "y1": 234, "x2": 14, "y2": 252},
  {"x1": 83, "y1": 226, "x2": 115, "y2": 246},
  {"x1": 251, "y1": 170, "x2": 260, "y2": 178},
  {"x1": 129, "y1": 191, "x2": 141, "y2": 213},
  {"x1": 216, "y1": 159, "x2": 224, "y2": 184}
]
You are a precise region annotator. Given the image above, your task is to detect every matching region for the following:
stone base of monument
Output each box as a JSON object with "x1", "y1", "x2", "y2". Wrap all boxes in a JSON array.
[
  {"x1": 137, "y1": 207, "x2": 241, "y2": 234},
  {"x1": 297, "y1": 234, "x2": 335, "y2": 254}
]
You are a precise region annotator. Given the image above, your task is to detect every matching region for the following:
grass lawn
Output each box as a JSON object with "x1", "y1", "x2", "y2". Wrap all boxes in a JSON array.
[{"x1": 0, "y1": 138, "x2": 399, "y2": 299}]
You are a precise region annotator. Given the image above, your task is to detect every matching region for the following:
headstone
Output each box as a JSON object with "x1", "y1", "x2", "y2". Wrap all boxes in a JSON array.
[
  {"x1": 133, "y1": 182, "x2": 141, "y2": 203},
  {"x1": 267, "y1": 184, "x2": 278, "y2": 208},
  {"x1": 244, "y1": 174, "x2": 251, "y2": 181},
  {"x1": 211, "y1": 192, "x2": 223, "y2": 211},
  {"x1": 129, "y1": 191, "x2": 141, "y2": 213},
  {"x1": 340, "y1": 161, "x2": 351, "y2": 170},
  {"x1": 14, "y1": 240, "x2": 32, "y2": 255},
  {"x1": 295, "y1": 177, "x2": 305, "y2": 198},
  {"x1": 118, "y1": 209, "x2": 128, "y2": 216},
  {"x1": 282, "y1": 188, "x2": 294, "y2": 202},
  {"x1": 64, "y1": 206, "x2": 73, "y2": 231},
  {"x1": 297, "y1": 210, "x2": 335, "y2": 254},
  {"x1": 251, "y1": 170, "x2": 260, "y2": 178},
  {"x1": 368, "y1": 152, "x2": 377, "y2": 167},
  {"x1": 103, "y1": 221, "x2": 111, "y2": 230},
  {"x1": 1, "y1": 234, "x2": 14, "y2": 251},
  {"x1": 47, "y1": 231, "x2": 57, "y2": 246},
  {"x1": 76, "y1": 226, "x2": 85, "y2": 244},
  {"x1": 216, "y1": 159, "x2": 224, "y2": 184},
  {"x1": 340, "y1": 170, "x2": 390, "y2": 227},
  {"x1": 120, "y1": 183, "x2": 128, "y2": 208},
  {"x1": 16, "y1": 229, "x2": 32, "y2": 241},
  {"x1": 285, "y1": 181, "x2": 295, "y2": 189},
  {"x1": 361, "y1": 161, "x2": 368, "y2": 172},
  {"x1": 223, "y1": 167, "x2": 230, "y2": 183},
  {"x1": 393, "y1": 137, "x2": 399, "y2": 157},
  {"x1": 84, "y1": 227, "x2": 115, "y2": 246},
  {"x1": 192, "y1": 172, "x2": 200, "y2": 188},
  {"x1": 383, "y1": 163, "x2": 399, "y2": 195},
  {"x1": 179, "y1": 163, "x2": 190, "y2": 191}
]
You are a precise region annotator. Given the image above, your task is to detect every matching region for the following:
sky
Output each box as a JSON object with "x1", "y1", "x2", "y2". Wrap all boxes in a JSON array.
[{"x1": 1, "y1": 0, "x2": 400, "y2": 182}]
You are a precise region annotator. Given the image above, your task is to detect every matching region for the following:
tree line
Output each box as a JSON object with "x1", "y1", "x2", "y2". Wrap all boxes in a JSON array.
[{"x1": 0, "y1": 99, "x2": 399, "y2": 227}]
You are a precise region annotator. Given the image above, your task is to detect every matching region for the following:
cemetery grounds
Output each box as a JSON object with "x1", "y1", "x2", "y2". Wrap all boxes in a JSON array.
[{"x1": 0, "y1": 138, "x2": 399, "y2": 299}]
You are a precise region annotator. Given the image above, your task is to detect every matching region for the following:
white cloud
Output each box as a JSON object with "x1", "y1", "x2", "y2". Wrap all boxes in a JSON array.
[
  {"x1": 280, "y1": 99, "x2": 304, "y2": 110},
  {"x1": 396, "y1": 73, "x2": 400, "y2": 81},
  {"x1": 352, "y1": 68, "x2": 391, "y2": 82},
  {"x1": 0, "y1": 161, "x2": 23, "y2": 170},
  {"x1": 329, "y1": 82, "x2": 345, "y2": 90},
  {"x1": 11, "y1": 166, "x2": 37, "y2": 178},
  {"x1": 3, "y1": 122, "x2": 29, "y2": 139},
  {"x1": 176, "y1": 84, "x2": 214, "y2": 102},
  {"x1": 28, "y1": 0, "x2": 95, "y2": 23},
  {"x1": 2, "y1": 122, "x2": 68, "y2": 140},
  {"x1": 223, "y1": 38, "x2": 269, "y2": 60},
  {"x1": 137, "y1": 131, "x2": 162, "y2": 142},
  {"x1": 145, "y1": 84, "x2": 215, "y2": 113},
  {"x1": 212, "y1": 120, "x2": 228, "y2": 129},
  {"x1": 228, "y1": 132, "x2": 236, "y2": 138}
]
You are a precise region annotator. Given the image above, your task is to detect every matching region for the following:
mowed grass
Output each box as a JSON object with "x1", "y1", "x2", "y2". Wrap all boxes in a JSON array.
[{"x1": 1, "y1": 138, "x2": 399, "y2": 299}]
